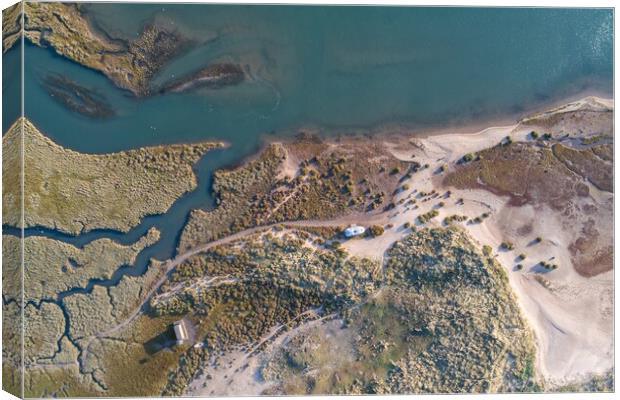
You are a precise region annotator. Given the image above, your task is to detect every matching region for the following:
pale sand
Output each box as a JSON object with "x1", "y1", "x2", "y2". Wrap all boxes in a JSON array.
[{"x1": 343, "y1": 96, "x2": 614, "y2": 387}]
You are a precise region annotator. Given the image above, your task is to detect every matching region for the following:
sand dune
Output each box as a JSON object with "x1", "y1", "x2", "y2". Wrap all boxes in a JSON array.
[{"x1": 344, "y1": 96, "x2": 614, "y2": 387}]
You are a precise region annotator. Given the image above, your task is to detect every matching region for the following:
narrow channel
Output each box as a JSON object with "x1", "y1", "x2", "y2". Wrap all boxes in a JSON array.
[{"x1": 3, "y1": 143, "x2": 260, "y2": 300}]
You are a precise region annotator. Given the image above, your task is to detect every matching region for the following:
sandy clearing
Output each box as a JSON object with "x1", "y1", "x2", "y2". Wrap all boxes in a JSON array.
[
  {"x1": 275, "y1": 145, "x2": 300, "y2": 180},
  {"x1": 186, "y1": 310, "x2": 336, "y2": 396}
]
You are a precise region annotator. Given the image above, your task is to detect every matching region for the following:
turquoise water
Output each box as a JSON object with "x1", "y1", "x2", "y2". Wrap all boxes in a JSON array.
[
  {"x1": 8, "y1": 5, "x2": 613, "y2": 153},
  {"x1": 2, "y1": 5, "x2": 614, "y2": 302}
]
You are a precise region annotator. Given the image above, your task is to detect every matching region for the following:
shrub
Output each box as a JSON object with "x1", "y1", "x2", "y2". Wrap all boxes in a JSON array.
[
  {"x1": 515, "y1": 264, "x2": 523, "y2": 271},
  {"x1": 482, "y1": 245, "x2": 493, "y2": 256},
  {"x1": 500, "y1": 241, "x2": 514, "y2": 251},
  {"x1": 369, "y1": 225, "x2": 384, "y2": 237},
  {"x1": 530, "y1": 131, "x2": 538, "y2": 139},
  {"x1": 539, "y1": 261, "x2": 557, "y2": 270},
  {"x1": 462, "y1": 153, "x2": 475, "y2": 163},
  {"x1": 518, "y1": 253, "x2": 526, "y2": 260},
  {"x1": 443, "y1": 214, "x2": 467, "y2": 225},
  {"x1": 502, "y1": 136, "x2": 513, "y2": 146},
  {"x1": 417, "y1": 209, "x2": 439, "y2": 224},
  {"x1": 389, "y1": 167, "x2": 401, "y2": 175}
]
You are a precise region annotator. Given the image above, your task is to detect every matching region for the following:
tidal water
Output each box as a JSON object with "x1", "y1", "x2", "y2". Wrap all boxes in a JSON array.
[
  {"x1": 2, "y1": 5, "x2": 614, "y2": 302},
  {"x1": 4, "y1": 5, "x2": 613, "y2": 151}
]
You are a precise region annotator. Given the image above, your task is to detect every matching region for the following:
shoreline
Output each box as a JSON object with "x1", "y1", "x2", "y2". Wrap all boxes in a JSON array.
[
  {"x1": 268, "y1": 88, "x2": 613, "y2": 146},
  {"x1": 406, "y1": 88, "x2": 613, "y2": 139}
]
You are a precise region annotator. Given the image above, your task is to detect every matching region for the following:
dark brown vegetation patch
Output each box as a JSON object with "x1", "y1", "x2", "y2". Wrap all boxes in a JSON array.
[
  {"x1": 443, "y1": 142, "x2": 582, "y2": 208},
  {"x1": 568, "y1": 219, "x2": 613, "y2": 278},
  {"x1": 443, "y1": 141, "x2": 612, "y2": 210},
  {"x1": 552, "y1": 144, "x2": 612, "y2": 192}
]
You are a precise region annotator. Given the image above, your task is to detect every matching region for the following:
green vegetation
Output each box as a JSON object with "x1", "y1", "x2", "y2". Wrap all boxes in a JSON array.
[
  {"x1": 24, "y1": 302, "x2": 66, "y2": 362},
  {"x1": 2, "y1": 119, "x2": 222, "y2": 234},
  {"x1": 2, "y1": 281, "x2": 22, "y2": 397},
  {"x1": 179, "y1": 136, "x2": 406, "y2": 251},
  {"x1": 91, "y1": 312, "x2": 186, "y2": 396},
  {"x1": 25, "y1": 260, "x2": 172, "y2": 397},
  {"x1": 500, "y1": 241, "x2": 515, "y2": 251},
  {"x1": 262, "y1": 292, "x2": 432, "y2": 395},
  {"x1": 502, "y1": 136, "x2": 513, "y2": 146},
  {"x1": 417, "y1": 210, "x2": 439, "y2": 224},
  {"x1": 368, "y1": 225, "x2": 385, "y2": 237},
  {"x1": 461, "y1": 153, "x2": 475, "y2": 163},
  {"x1": 539, "y1": 261, "x2": 558, "y2": 271},
  {"x1": 262, "y1": 228, "x2": 538, "y2": 394},
  {"x1": 443, "y1": 214, "x2": 467, "y2": 225},
  {"x1": 4, "y1": 224, "x2": 161, "y2": 395},
  {"x1": 178, "y1": 144, "x2": 285, "y2": 249},
  {"x1": 381, "y1": 228, "x2": 537, "y2": 393},
  {"x1": 3, "y1": 229, "x2": 159, "y2": 303},
  {"x1": 552, "y1": 143, "x2": 612, "y2": 192},
  {"x1": 154, "y1": 231, "x2": 381, "y2": 395}
]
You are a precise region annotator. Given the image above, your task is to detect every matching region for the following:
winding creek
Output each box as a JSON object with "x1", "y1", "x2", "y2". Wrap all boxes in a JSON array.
[{"x1": 4, "y1": 145, "x2": 253, "y2": 322}]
